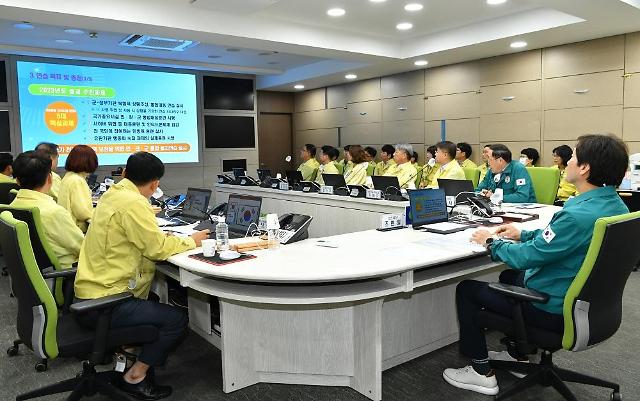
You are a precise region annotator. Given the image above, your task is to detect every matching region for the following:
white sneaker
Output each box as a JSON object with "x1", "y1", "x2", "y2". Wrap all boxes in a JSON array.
[
  {"x1": 488, "y1": 350, "x2": 529, "y2": 379},
  {"x1": 442, "y1": 365, "x2": 499, "y2": 396}
]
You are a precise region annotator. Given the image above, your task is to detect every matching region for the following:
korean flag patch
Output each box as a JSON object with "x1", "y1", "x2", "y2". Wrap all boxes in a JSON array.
[
  {"x1": 516, "y1": 178, "x2": 526, "y2": 186},
  {"x1": 542, "y1": 225, "x2": 556, "y2": 243}
]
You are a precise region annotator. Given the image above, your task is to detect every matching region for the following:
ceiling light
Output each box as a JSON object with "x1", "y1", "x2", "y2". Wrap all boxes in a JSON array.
[
  {"x1": 487, "y1": 0, "x2": 507, "y2": 4},
  {"x1": 138, "y1": 48, "x2": 153, "y2": 52},
  {"x1": 258, "y1": 51, "x2": 278, "y2": 56},
  {"x1": 404, "y1": 3, "x2": 424, "y2": 11},
  {"x1": 55, "y1": 39, "x2": 74, "y2": 44},
  {"x1": 226, "y1": 48, "x2": 241, "y2": 52},
  {"x1": 327, "y1": 8, "x2": 346, "y2": 17},
  {"x1": 396, "y1": 22, "x2": 413, "y2": 30},
  {"x1": 510, "y1": 41, "x2": 527, "y2": 48},
  {"x1": 294, "y1": 84, "x2": 305, "y2": 90},
  {"x1": 64, "y1": 28, "x2": 85, "y2": 35},
  {"x1": 369, "y1": 0, "x2": 387, "y2": 2},
  {"x1": 345, "y1": 74, "x2": 357, "y2": 80},
  {"x1": 207, "y1": 55, "x2": 221, "y2": 58},
  {"x1": 414, "y1": 60, "x2": 428, "y2": 66},
  {"x1": 14, "y1": 22, "x2": 34, "y2": 30}
]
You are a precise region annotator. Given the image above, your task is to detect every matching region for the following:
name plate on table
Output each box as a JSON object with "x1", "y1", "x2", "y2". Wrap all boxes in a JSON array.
[
  {"x1": 446, "y1": 196, "x2": 456, "y2": 207},
  {"x1": 279, "y1": 182, "x2": 289, "y2": 191},
  {"x1": 302, "y1": 186, "x2": 310, "y2": 192},
  {"x1": 366, "y1": 189, "x2": 382, "y2": 200},
  {"x1": 271, "y1": 182, "x2": 279, "y2": 189},
  {"x1": 350, "y1": 188, "x2": 361, "y2": 197},
  {"x1": 320, "y1": 185, "x2": 334, "y2": 194},
  {"x1": 379, "y1": 213, "x2": 404, "y2": 229}
]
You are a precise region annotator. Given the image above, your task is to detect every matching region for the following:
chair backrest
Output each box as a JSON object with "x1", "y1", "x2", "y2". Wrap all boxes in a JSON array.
[
  {"x1": 0, "y1": 211, "x2": 59, "y2": 359},
  {"x1": 0, "y1": 183, "x2": 20, "y2": 204},
  {"x1": 336, "y1": 162, "x2": 345, "y2": 175},
  {"x1": 414, "y1": 165, "x2": 423, "y2": 187},
  {"x1": 310, "y1": 168, "x2": 318, "y2": 182},
  {"x1": 366, "y1": 163, "x2": 375, "y2": 176},
  {"x1": 562, "y1": 212, "x2": 640, "y2": 351},
  {"x1": 463, "y1": 168, "x2": 480, "y2": 188},
  {"x1": 526, "y1": 167, "x2": 560, "y2": 205}
]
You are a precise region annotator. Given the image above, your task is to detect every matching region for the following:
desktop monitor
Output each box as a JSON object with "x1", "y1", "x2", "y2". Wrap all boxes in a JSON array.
[
  {"x1": 371, "y1": 175, "x2": 401, "y2": 193},
  {"x1": 285, "y1": 170, "x2": 304, "y2": 187},
  {"x1": 181, "y1": 188, "x2": 212, "y2": 219},
  {"x1": 232, "y1": 167, "x2": 245, "y2": 179},
  {"x1": 225, "y1": 194, "x2": 262, "y2": 234},
  {"x1": 257, "y1": 168, "x2": 271, "y2": 181},
  {"x1": 322, "y1": 173, "x2": 347, "y2": 189},
  {"x1": 408, "y1": 188, "x2": 448, "y2": 228},
  {"x1": 437, "y1": 179, "x2": 475, "y2": 205}
]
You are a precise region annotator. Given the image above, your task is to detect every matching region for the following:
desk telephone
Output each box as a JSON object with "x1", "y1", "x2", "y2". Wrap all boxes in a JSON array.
[
  {"x1": 468, "y1": 195, "x2": 497, "y2": 217},
  {"x1": 275, "y1": 213, "x2": 312, "y2": 244}
]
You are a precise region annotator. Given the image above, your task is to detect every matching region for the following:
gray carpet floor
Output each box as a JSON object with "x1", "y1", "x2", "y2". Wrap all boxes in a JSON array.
[{"x1": 1, "y1": 264, "x2": 638, "y2": 401}]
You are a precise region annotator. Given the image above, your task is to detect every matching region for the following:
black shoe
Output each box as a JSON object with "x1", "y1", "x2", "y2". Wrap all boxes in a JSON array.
[{"x1": 117, "y1": 376, "x2": 172, "y2": 400}]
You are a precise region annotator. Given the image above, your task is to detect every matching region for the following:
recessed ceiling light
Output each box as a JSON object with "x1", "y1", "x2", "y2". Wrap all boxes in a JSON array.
[
  {"x1": 14, "y1": 22, "x2": 34, "y2": 30},
  {"x1": 267, "y1": 61, "x2": 279, "y2": 65},
  {"x1": 369, "y1": 0, "x2": 387, "y2": 2},
  {"x1": 294, "y1": 84, "x2": 305, "y2": 90},
  {"x1": 327, "y1": 8, "x2": 346, "y2": 17},
  {"x1": 226, "y1": 48, "x2": 241, "y2": 52},
  {"x1": 55, "y1": 39, "x2": 74, "y2": 44},
  {"x1": 64, "y1": 28, "x2": 85, "y2": 35},
  {"x1": 208, "y1": 55, "x2": 221, "y2": 58},
  {"x1": 396, "y1": 22, "x2": 413, "y2": 30},
  {"x1": 258, "y1": 51, "x2": 278, "y2": 56},
  {"x1": 510, "y1": 41, "x2": 527, "y2": 48},
  {"x1": 404, "y1": 3, "x2": 424, "y2": 12},
  {"x1": 487, "y1": 0, "x2": 507, "y2": 4},
  {"x1": 414, "y1": 60, "x2": 428, "y2": 66},
  {"x1": 345, "y1": 74, "x2": 357, "y2": 80}
]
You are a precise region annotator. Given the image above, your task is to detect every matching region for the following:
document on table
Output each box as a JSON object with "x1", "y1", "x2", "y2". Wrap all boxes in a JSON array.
[{"x1": 160, "y1": 223, "x2": 199, "y2": 236}]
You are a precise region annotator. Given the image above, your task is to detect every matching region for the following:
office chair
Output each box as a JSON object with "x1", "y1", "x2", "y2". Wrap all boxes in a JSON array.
[
  {"x1": 0, "y1": 183, "x2": 20, "y2": 277},
  {"x1": 526, "y1": 167, "x2": 561, "y2": 205},
  {"x1": 462, "y1": 167, "x2": 481, "y2": 188},
  {"x1": 478, "y1": 212, "x2": 640, "y2": 401},
  {"x1": 366, "y1": 163, "x2": 375, "y2": 176},
  {"x1": 0, "y1": 211, "x2": 159, "y2": 401}
]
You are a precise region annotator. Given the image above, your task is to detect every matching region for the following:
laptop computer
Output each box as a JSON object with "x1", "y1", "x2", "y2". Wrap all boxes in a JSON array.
[
  {"x1": 408, "y1": 188, "x2": 470, "y2": 234},
  {"x1": 225, "y1": 194, "x2": 263, "y2": 239},
  {"x1": 437, "y1": 179, "x2": 475, "y2": 206},
  {"x1": 372, "y1": 175, "x2": 401, "y2": 193},
  {"x1": 285, "y1": 170, "x2": 304, "y2": 188},
  {"x1": 321, "y1": 173, "x2": 349, "y2": 195},
  {"x1": 162, "y1": 187, "x2": 212, "y2": 225}
]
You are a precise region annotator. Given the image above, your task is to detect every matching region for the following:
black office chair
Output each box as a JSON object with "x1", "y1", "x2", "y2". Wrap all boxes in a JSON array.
[
  {"x1": 478, "y1": 212, "x2": 640, "y2": 401},
  {"x1": 0, "y1": 210, "x2": 158, "y2": 400}
]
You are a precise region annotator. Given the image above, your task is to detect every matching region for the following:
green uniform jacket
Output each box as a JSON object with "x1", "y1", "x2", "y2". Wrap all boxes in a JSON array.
[
  {"x1": 491, "y1": 186, "x2": 629, "y2": 314},
  {"x1": 477, "y1": 161, "x2": 537, "y2": 203}
]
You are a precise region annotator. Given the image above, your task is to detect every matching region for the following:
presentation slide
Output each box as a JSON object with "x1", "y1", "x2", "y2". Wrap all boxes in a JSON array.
[{"x1": 16, "y1": 61, "x2": 199, "y2": 165}]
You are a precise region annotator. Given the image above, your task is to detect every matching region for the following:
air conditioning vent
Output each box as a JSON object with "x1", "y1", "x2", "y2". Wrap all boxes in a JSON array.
[{"x1": 119, "y1": 35, "x2": 199, "y2": 51}]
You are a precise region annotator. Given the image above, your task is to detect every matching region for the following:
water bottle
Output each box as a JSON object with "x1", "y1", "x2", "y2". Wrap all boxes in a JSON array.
[{"x1": 215, "y1": 216, "x2": 229, "y2": 251}]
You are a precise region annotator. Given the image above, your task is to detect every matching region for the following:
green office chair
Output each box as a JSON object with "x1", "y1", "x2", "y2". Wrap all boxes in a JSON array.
[
  {"x1": 1, "y1": 210, "x2": 159, "y2": 401},
  {"x1": 478, "y1": 212, "x2": 640, "y2": 401},
  {"x1": 414, "y1": 165, "x2": 423, "y2": 188},
  {"x1": 366, "y1": 163, "x2": 375, "y2": 176},
  {"x1": 336, "y1": 162, "x2": 345, "y2": 175},
  {"x1": 310, "y1": 167, "x2": 319, "y2": 182},
  {"x1": 463, "y1": 167, "x2": 481, "y2": 188},
  {"x1": 526, "y1": 167, "x2": 560, "y2": 205}
]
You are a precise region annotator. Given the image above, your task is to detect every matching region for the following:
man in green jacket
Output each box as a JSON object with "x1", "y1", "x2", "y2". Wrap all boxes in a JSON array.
[
  {"x1": 443, "y1": 134, "x2": 629, "y2": 396},
  {"x1": 477, "y1": 144, "x2": 537, "y2": 203}
]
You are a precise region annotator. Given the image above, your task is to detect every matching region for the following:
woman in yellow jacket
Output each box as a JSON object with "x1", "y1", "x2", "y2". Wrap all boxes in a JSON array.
[
  {"x1": 552, "y1": 144, "x2": 578, "y2": 205},
  {"x1": 344, "y1": 145, "x2": 369, "y2": 186},
  {"x1": 58, "y1": 145, "x2": 98, "y2": 232}
]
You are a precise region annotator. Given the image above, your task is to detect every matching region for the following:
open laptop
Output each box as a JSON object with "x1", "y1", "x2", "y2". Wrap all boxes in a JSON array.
[
  {"x1": 162, "y1": 187, "x2": 212, "y2": 226},
  {"x1": 321, "y1": 173, "x2": 349, "y2": 194},
  {"x1": 225, "y1": 194, "x2": 263, "y2": 239},
  {"x1": 408, "y1": 188, "x2": 471, "y2": 234},
  {"x1": 285, "y1": 170, "x2": 304, "y2": 188},
  {"x1": 372, "y1": 175, "x2": 401, "y2": 193},
  {"x1": 437, "y1": 179, "x2": 475, "y2": 206}
]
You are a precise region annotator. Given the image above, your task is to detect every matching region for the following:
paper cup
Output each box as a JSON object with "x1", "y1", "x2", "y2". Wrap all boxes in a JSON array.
[{"x1": 202, "y1": 239, "x2": 216, "y2": 257}]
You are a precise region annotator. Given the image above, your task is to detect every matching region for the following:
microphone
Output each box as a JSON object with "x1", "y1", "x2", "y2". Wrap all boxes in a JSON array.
[{"x1": 398, "y1": 164, "x2": 426, "y2": 189}]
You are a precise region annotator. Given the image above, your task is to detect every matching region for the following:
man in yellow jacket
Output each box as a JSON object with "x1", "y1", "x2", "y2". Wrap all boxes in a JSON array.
[
  {"x1": 315, "y1": 145, "x2": 340, "y2": 186},
  {"x1": 384, "y1": 143, "x2": 418, "y2": 189},
  {"x1": 374, "y1": 144, "x2": 396, "y2": 176},
  {"x1": 10, "y1": 151, "x2": 83, "y2": 267},
  {"x1": 74, "y1": 152, "x2": 209, "y2": 400},
  {"x1": 35, "y1": 142, "x2": 61, "y2": 201},
  {"x1": 0, "y1": 153, "x2": 16, "y2": 183},
  {"x1": 297, "y1": 144, "x2": 320, "y2": 181},
  {"x1": 428, "y1": 141, "x2": 467, "y2": 188},
  {"x1": 456, "y1": 142, "x2": 478, "y2": 169}
]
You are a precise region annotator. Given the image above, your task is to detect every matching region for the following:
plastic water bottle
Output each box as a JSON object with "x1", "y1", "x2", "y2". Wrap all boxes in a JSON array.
[{"x1": 215, "y1": 216, "x2": 229, "y2": 251}]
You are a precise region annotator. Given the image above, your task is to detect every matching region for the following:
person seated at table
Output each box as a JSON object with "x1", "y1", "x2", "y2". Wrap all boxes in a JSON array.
[
  {"x1": 0, "y1": 153, "x2": 16, "y2": 183},
  {"x1": 296, "y1": 144, "x2": 320, "y2": 181},
  {"x1": 58, "y1": 145, "x2": 98, "y2": 233},
  {"x1": 519, "y1": 147, "x2": 539, "y2": 167},
  {"x1": 315, "y1": 145, "x2": 340, "y2": 186},
  {"x1": 384, "y1": 143, "x2": 418, "y2": 189},
  {"x1": 427, "y1": 141, "x2": 466, "y2": 188},
  {"x1": 11, "y1": 151, "x2": 84, "y2": 268},
  {"x1": 341, "y1": 145, "x2": 355, "y2": 177},
  {"x1": 411, "y1": 151, "x2": 419, "y2": 166},
  {"x1": 374, "y1": 144, "x2": 396, "y2": 176},
  {"x1": 420, "y1": 145, "x2": 439, "y2": 188},
  {"x1": 456, "y1": 142, "x2": 477, "y2": 169},
  {"x1": 477, "y1": 144, "x2": 537, "y2": 203},
  {"x1": 344, "y1": 145, "x2": 369, "y2": 186},
  {"x1": 74, "y1": 151, "x2": 209, "y2": 400},
  {"x1": 35, "y1": 142, "x2": 61, "y2": 201},
  {"x1": 443, "y1": 134, "x2": 629, "y2": 396},
  {"x1": 552, "y1": 144, "x2": 578, "y2": 205},
  {"x1": 478, "y1": 144, "x2": 491, "y2": 183},
  {"x1": 364, "y1": 146, "x2": 377, "y2": 171}
]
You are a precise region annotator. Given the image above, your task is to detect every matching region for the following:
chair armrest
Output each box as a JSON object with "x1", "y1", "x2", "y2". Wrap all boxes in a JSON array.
[
  {"x1": 70, "y1": 292, "x2": 133, "y2": 314},
  {"x1": 41, "y1": 268, "x2": 77, "y2": 280},
  {"x1": 488, "y1": 283, "x2": 549, "y2": 304}
]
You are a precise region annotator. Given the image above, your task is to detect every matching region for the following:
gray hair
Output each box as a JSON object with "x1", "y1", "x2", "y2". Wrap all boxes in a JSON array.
[{"x1": 395, "y1": 143, "x2": 414, "y2": 159}]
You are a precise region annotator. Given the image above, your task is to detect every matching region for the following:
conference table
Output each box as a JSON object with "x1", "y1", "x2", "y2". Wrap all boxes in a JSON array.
[{"x1": 155, "y1": 204, "x2": 558, "y2": 400}]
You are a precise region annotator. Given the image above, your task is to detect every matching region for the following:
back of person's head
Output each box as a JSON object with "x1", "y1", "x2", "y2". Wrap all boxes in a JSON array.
[
  {"x1": 12, "y1": 151, "x2": 52, "y2": 189},
  {"x1": 457, "y1": 142, "x2": 472, "y2": 159},
  {"x1": 553, "y1": 144, "x2": 573, "y2": 166},
  {"x1": 35, "y1": 142, "x2": 59, "y2": 158},
  {"x1": 520, "y1": 148, "x2": 539, "y2": 165},
  {"x1": 412, "y1": 151, "x2": 419, "y2": 163},
  {"x1": 0, "y1": 153, "x2": 13, "y2": 172},
  {"x1": 394, "y1": 143, "x2": 414, "y2": 160},
  {"x1": 575, "y1": 134, "x2": 628, "y2": 187},
  {"x1": 436, "y1": 141, "x2": 457, "y2": 160},
  {"x1": 124, "y1": 152, "x2": 165, "y2": 186},
  {"x1": 328, "y1": 147, "x2": 339, "y2": 161},
  {"x1": 65, "y1": 145, "x2": 98, "y2": 173},
  {"x1": 381, "y1": 144, "x2": 395, "y2": 155},
  {"x1": 364, "y1": 146, "x2": 377, "y2": 158},
  {"x1": 489, "y1": 144, "x2": 512, "y2": 163},
  {"x1": 349, "y1": 145, "x2": 366, "y2": 164},
  {"x1": 304, "y1": 143, "x2": 317, "y2": 157}
]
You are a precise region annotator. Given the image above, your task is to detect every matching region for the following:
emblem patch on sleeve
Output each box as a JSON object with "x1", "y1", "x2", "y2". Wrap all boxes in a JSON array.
[
  {"x1": 542, "y1": 226, "x2": 556, "y2": 243},
  {"x1": 516, "y1": 178, "x2": 526, "y2": 186}
]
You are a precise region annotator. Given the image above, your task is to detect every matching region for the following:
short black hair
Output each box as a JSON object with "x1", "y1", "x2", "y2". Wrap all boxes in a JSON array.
[
  {"x1": 552, "y1": 145, "x2": 573, "y2": 167},
  {"x1": 343, "y1": 145, "x2": 351, "y2": 152},
  {"x1": 328, "y1": 147, "x2": 339, "y2": 161},
  {"x1": 520, "y1": 148, "x2": 540, "y2": 165},
  {"x1": 576, "y1": 134, "x2": 628, "y2": 187},
  {"x1": 35, "y1": 142, "x2": 59, "y2": 158},
  {"x1": 0, "y1": 153, "x2": 13, "y2": 172},
  {"x1": 411, "y1": 151, "x2": 419, "y2": 163},
  {"x1": 304, "y1": 144, "x2": 317, "y2": 157},
  {"x1": 489, "y1": 144, "x2": 512, "y2": 163},
  {"x1": 457, "y1": 142, "x2": 473, "y2": 159},
  {"x1": 436, "y1": 141, "x2": 457, "y2": 160},
  {"x1": 12, "y1": 151, "x2": 52, "y2": 189},
  {"x1": 426, "y1": 145, "x2": 437, "y2": 157},
  {"x1": 381, "y1": 144, "x2": 395, "y2": 155},
  {"x1": 321, "y1": 145, "x2": 334, "y2": 156},
  {"x1": 124, "y1": 152, "x2": 165, "y2": 186},
  {"x1": 364, "y1": 146, "x2": 377, "y2": 158}
]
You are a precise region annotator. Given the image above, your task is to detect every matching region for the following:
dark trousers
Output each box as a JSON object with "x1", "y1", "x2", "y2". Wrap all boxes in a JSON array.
[
  {"x1": 456, "y1": 270, "x2": 563, "y2": 361},
  {"x1": 76, "y1": 298, "x2": 188, "y2": 367}
]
